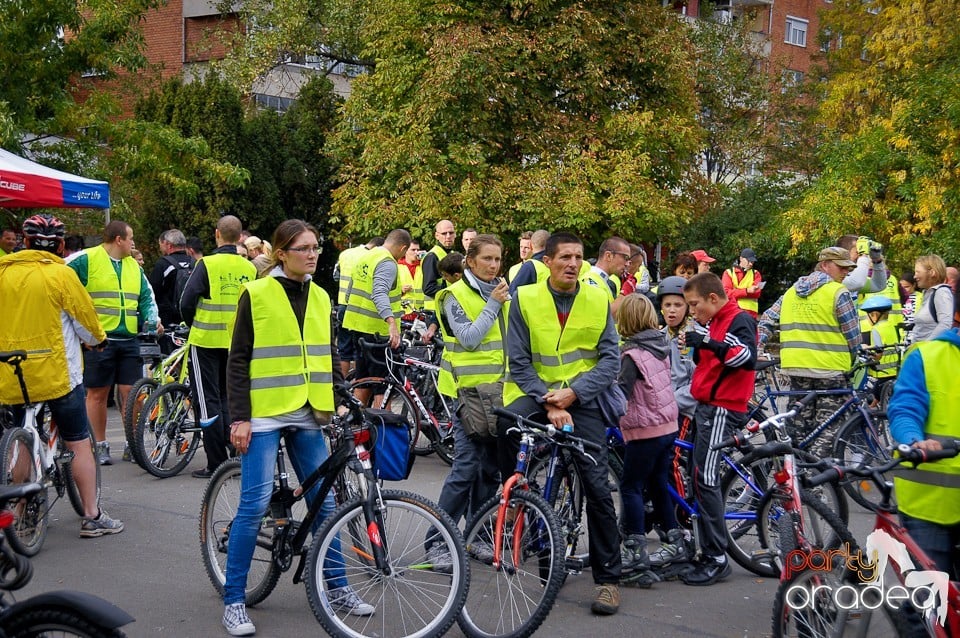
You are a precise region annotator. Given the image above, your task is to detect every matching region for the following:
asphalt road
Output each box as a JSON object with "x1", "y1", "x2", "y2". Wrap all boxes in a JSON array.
[{"x1": 14, "y1": 408, "x2": 881, "y2": 638}]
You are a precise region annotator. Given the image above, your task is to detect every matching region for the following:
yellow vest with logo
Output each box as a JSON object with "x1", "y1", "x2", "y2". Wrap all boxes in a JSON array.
[
  {"x1": 858, "y1": 275, "x2": 903, "y2": 330},
  {"x1": 894, "y1": 340, "x2": 960, "y2": 525},
  {"x1": 245, "y1": 277, "x2": 334, "y2": 416},
  {"x1": 85, "y1": 245, "x2": 141, "y2": 334},
  {"x1": 866, "y1": 318, "x2": 900, "y2": 379},
  {"x1": 423, "y1": 245, "x2": 449, "y2": 311},
  {"x1": 503, "y1": 281, "x2": 608, "y2": 405},
  {"x1": 726, "y1": 267, "x2": 758, "y2": 313},
  {"x1": 435, "y1": 280, "x2": 507, "y2": 397},
  {"x1": 337, "y1": 245, "x2": 367, "y2": 306},
  {"x1": 581, "y1": 268, "x2": 618, "y2": 303},
  {"x1": 780, "y1": 281, "x2": 852, "y2": 374},
  {"x1": 188, "y1": 253, "x2": 257, "y2": 349},
  {"x1": 342, "y1": 247, "x2": 402, "y2": 334},
  {"x1": 398, "y1": 262, "x2": 424, "y2": 311}
]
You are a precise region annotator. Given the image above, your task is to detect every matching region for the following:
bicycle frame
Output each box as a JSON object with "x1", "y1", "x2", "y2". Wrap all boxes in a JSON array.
[{"x1": 9, "y1": 404, "x2": 61, "y2": 490}]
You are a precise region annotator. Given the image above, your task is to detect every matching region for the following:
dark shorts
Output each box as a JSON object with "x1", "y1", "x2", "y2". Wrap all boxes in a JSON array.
[
  {"x1": 352, "y1": 332, "x2": 388, "y2": 379},
  {"x1": 83, "y1": 338, "x2": 141, "y2": 388},
  {"x1": 47, "y1": 384, "x2": 91, "y2": 443},
  {"x1": 336, "y1": 305, "x2": 357, "y2": 362}
]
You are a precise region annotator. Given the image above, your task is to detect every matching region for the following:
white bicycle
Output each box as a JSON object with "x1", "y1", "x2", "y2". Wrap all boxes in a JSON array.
[{"x1": 0, "y1": 351, "x2": 100, "y2": 556}]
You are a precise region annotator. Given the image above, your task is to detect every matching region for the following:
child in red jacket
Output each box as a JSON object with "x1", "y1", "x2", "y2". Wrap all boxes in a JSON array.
[{"x1": 680, "y1": 272, "x2": 757, "y2": 586}]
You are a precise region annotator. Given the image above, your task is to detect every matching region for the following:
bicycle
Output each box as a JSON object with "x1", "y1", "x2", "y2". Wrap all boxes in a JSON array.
[
  {"x1": 199, "y1": 385, "x2": 468, "y2": 638},
  {"x1": 458, "y1": 407, "x2": 603, "y2": 638},
  {"x1": 349, "y1": 338, "x2": 456, "y2": 465},
  {"x1": 122, "y1": 325, "x2": 191, "y2": 468},
  {"x1": 713, "y1": 392, "x2": 855, "y2": 583},
  {"x1": 0, "y1": 351, "x2": 101, "y2": 556},
  {"x1": 776, "y1": 443, "x2": 960, "y2": 637},
  {"x1": 0, "y1": 481, "x2": 135, "y2": 637}
]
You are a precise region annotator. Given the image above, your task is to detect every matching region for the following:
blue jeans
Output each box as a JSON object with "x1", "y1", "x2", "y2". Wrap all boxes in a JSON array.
[
  {"x1": 223, "y1": 427, "x2": 345, "y2": 604},
  {"x1": 901, "y1": 513, "x2": 960, "y2": 580}
]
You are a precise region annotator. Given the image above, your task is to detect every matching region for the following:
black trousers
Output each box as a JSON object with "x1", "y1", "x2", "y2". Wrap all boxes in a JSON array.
[
  {"x1": 189, "y1": 345, "x2": 231, "y2": 472},
  {"x1": 497, "y1": 395, "x2": 622, "y2": 584}
]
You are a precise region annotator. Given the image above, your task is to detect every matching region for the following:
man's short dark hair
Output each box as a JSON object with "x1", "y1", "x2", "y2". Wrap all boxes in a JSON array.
[
  {"x1": 64, "y1": 235, "x2": 85, "y2": 253},
  {"x1": 439, "y1": 252, "x2": 464, "y2": 277},
  {"x1": 598, "y1": 237, "x2": 628, "y2": 260},
  {"x1": 544, "y1": 232, "x2": 583, "y2": 258},
  {"x1": 683, "y1": 272, "x2": 727, "y2": 299},
  {"x1": 385, "y1": 229, "x2": 412, "y2": 248},
  {"x1": 186, "y1": 236, "x2": 204, "y2": 254},
  {"x1": 103, "y1": 220, "x2": 130, "y2": 244}
]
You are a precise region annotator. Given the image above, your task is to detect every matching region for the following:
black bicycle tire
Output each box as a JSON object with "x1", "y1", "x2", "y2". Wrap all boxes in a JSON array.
[
  {"x1": 459, "y1": 489, "x2": 566, "y2": 638},
  {"x1": 122, "y1": 377, "x2": 158, "y2": 466},
  {"x1": 527, "y1": 449, "x2": 586, "y2": 582},
  {"x1": 758, "y1": 488, "x2": 857, "y2": 580},
  {"x1": 347, "y1": 377, "x2": 422, "y2": 459},
  {"x1": 198, "y1": 459, "x2": 281, "y2": 606},
  {"x1": 721, "y1": 447, "x2": 848, "y2": 578},
  {"x1": 0, "y1": 606, "x2": 127, "y2": 638},
  {"x1": 134, "y1": 383, "x2": 200, "y2": 478},
  {"x1": 305, "y1": 489, "x2": 469, "y2": 638},
  {"x1": 0, "y1": 427, "x2": 48, "y2": 557},
  {"x1": 63, "y1": 430, "x2": 101, "y2": 518},
  {"x1": 831, "y1": 412, "x2": 895, "y2": 512}
]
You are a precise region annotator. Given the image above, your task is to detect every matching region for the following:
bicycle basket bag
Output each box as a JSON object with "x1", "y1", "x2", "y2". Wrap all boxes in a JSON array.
[{"x1": 368, "y1": 409, "x2": 414, "y2": 481}]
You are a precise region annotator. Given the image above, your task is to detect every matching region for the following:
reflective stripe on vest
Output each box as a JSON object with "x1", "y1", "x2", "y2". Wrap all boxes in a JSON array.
[
  {"x1": 436, "y1": 280, "x2": 506, "y2": 397},
  {"x1": 866, "y1": 319, "x2": 900, "y2": 378},
  {"x1": 342, "y1": 247, "x2": 402, "y2": 334},
  {"x1": 894, "y1": 340, "x2": 960, "y2": 525},
  {"x1": 247, "y1": 277, "x2": 334, "y2": 416},
  {"x1": 779, "y1": 280, "x2": 852, "y2": 373},
  {"x1": 398, "y1": 263, "x2": 424, "y2": 311},
  {"x1": 188, "y1": 253, "x2": 257, "y2": 349},
  {"x1": 337, "y1": 245, "x2": 367, "y2": 306},
  {"x1": 85, "y1": 245, "x2": 141, "y2": 333},
  {"x1": 503, "y1": 281, "x2": 607, "y2": 405},
  {"x1": 423, "y1": 245, "x2": 448, "y2": 311},
  {"x1": 726, "y1": 267, "x2": 758, "y2": 313}
]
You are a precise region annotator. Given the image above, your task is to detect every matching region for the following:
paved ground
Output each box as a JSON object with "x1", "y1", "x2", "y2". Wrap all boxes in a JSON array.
[{"x1": 13, "y1": 408, "x2": 883, "y2": 637}]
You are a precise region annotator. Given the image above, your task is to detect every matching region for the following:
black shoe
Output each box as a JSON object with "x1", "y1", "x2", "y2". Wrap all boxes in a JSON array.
[
  {"x1": 191, "y1": 468, "x2": 214, "y2": 479},
  {"x1": 682, "y1": 559, "x2": 731, "y2": 586}
]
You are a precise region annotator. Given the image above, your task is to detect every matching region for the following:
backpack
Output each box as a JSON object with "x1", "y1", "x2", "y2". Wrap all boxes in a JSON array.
[{"x1": 166, "y1": 255, "x2": 195, "y2": 313}]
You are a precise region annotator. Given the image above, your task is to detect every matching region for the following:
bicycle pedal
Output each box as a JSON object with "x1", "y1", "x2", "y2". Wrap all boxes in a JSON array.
[
  {"x1": 178, "y1": 438, "x2": 190, "y2": 455},
  {"x1": 564, "y1": 556, "x2": 585, "y2": 573}
]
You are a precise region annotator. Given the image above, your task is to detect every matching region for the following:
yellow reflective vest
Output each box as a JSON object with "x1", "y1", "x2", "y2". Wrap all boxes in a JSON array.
[
  {"x1": 503, "y1": 281, "x2": 608, "y2": 405},
  {"x1": 188, "y1": 253, "x2": 257, "y2": 349},
  {"x1": 245, "y1": 277, "x2": 334, "y2": 416},
  {"x1": 397, "y1": 262, "x2": 424, "y2": 311},
  {"x1": 337, "y1": 245, "x2": 367, "y2": 306},
  {"x1": 865, "y1": 318, "x2": 900, "y2": 379},
  {"x1": 423, "y1": 245, "x2": 448, "y2": 311},
  {"x1": 894, "y1": 340, "x2": 960, "y2": 525},
  {"x1": 85, "y1": 245, "x2": 141, "y2": 334},
  {"x1": 581, "y1": 267, "x2": 618, "y2": 303},
  {"x1": 858, "y1": 275, "x2": 903, "y2": 330},
  {"x1": 342, "y1": 247, "x2": 402, "y2": 335},
  {"x1": 726, "y1": 267, "x2": 758, "y2": 314},
  {"x1": 508, "y1": 261, "x2": 525, "y2": 282},
  {"x1": 780, "y1": 281, "x2": 852, "y2": 374},
  {"x1": 435, "y1": 280, "x2": 507, "y2": 397}
]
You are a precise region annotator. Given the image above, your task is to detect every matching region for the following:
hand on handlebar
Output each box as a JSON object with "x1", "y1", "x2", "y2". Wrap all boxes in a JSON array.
[
  {"x1": 545, "y1": 405, "x2": 573, "y2": 431},
  {"x1": 387, "y1": 320, "x2": 401, "y2": 349},
  {"x1": 912, "y1": 439, "x2": 943, "y2": 453}
]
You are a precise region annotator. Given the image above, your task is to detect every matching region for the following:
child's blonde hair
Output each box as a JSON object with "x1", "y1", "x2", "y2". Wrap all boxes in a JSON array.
[{"x1": 616, "y1": 293, "x2": 659, "y2": 338}]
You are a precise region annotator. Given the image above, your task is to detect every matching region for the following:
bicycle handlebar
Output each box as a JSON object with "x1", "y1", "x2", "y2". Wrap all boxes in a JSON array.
[
  {"x1": 491, "y1": 407, "x2": 604, "y2": 454},
  {"x1": 804, "y1": 441, "x2": 960, "y2": 488}
]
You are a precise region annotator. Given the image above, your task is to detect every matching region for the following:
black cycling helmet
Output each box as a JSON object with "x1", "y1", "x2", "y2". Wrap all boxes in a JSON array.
[
  {"x1": 22, "y1": 214, "x2": 66, "y2": 255},
  {"x1": 860, "y1": 296, "x2": 893, "y2": 313},
  {"x1": 656, "y1": 275, "x2": 688, "y2": 301}
]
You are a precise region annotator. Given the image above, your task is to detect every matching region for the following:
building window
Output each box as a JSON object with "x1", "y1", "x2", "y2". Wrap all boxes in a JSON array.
[
  {"x1": 781, "y1": 69, "x2": 805, "y2": 93},
  {"x1": 785, "y1": 16, "x2": 808, "y2": 47}
]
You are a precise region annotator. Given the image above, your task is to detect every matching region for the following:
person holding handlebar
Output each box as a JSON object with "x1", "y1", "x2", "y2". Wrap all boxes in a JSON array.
[{"x1": 887, "y1": 326, "x2": 960, "y2": 579}]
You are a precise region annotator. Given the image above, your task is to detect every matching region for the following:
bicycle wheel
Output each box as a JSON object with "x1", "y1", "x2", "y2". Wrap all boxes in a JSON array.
[
  {"x1": 758, "y1": 488, "x2": 857, "y2": 581},
  {"x1": 459, "y1": 490, "x2": 565, "y2": 638},
  {"x1": 0, "y1": 427, "x2": 48, "y2": 557},
  {"x1": 62, "y1": 430, "x2": 102, "y2": 517},
  {"x1": 199, "y1": 459, "x2": 281, "y2": 606},
  {"x1": 527, "y1": 449, "x2": 586, "y2": 579},
  {"x1": 134, "y1": 383, "x2": 201, "y2": 478},
  {"x1": 721, "y1": 448, "x2": 848, "y2": 578},
  {"x1": 0, "y1": 606, "x2": 127, "y2": 637},
  {"x1": 123, "y1": 377, "x2": 158, "y2": 467},
  {"x1": 832, "y1": 413, "x2": 895, "y2": 511},
  {"x1": 305, "y1": 489, "x2": 468, "y2": 638},
  {"x1": 348, "y1": 378, "x2": 422, "y2": 459}
]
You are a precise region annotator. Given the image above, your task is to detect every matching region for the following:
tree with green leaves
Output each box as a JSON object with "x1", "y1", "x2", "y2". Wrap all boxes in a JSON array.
[{"x1": 327, "y1": 0, "x2": 702, "y2": 248}]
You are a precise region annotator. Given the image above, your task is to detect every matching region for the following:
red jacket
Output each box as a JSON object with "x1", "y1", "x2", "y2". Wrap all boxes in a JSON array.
[{"x1": 690, "y1": 300, "x2": 757, "y2": 412}]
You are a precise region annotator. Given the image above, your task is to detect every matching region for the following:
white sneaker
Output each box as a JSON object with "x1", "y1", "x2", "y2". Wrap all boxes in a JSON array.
[
  {"x1": 222, "y1": 602, "x2": 255, "y2": 636},
  {"x1": 329, "y1": 586, "x2": 375, "y2": 616}
]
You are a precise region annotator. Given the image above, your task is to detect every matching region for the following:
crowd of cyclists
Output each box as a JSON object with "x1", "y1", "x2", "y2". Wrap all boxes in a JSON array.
[{"x1": 1, "y1": 211, "x2": 959, "y2": 637}]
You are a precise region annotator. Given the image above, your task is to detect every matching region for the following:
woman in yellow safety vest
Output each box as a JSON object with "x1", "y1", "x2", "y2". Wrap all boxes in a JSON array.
[
  {"x1": 428, "y1": 234, "x2": 510, "y2": 567},
  {"x1": 219, "y1": 219, "x2": 373, "y2": 636}
]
